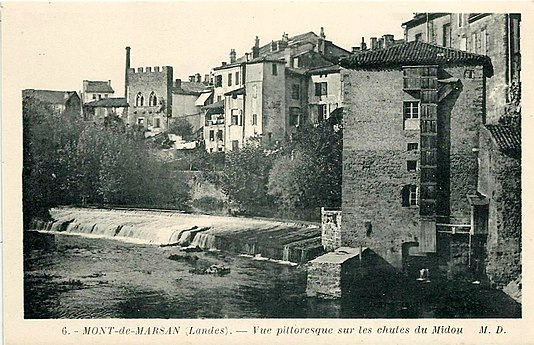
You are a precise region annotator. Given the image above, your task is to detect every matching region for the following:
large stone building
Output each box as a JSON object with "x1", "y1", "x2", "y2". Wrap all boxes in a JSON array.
[
  {"x1": 124, "y1": 48, "x2": 173, "y2": 136},
  {"x1": 206, "y1": 29, "x2": 350, "y2": 152},
  {"x1": 338, "y1": 41, "x2": 492, "y2": 270},
  {"x1": 402, "y1": 13, "x2": 521, "y2": 124}
]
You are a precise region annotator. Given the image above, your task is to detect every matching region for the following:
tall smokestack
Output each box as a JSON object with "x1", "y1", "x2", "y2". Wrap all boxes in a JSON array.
[{"x1": 125, "y1": 46, "x2": 131, "y2": 98}]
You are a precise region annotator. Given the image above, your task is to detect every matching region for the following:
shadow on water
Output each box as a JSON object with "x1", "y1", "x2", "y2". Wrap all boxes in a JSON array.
[{"x1": 23, "y1": 232, "x2": 521, "y2": 319}]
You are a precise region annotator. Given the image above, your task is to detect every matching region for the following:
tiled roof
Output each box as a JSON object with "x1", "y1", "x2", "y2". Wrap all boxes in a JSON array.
[
  {"x1": 339, "y1": 41, "x2": 491, "y2": 69},
  {"x1": 84, "y1": 81, "x2": 114, "y2": 93},
  {"x1": 485, "y1": 124, "x2": 521, "y2": 154},
  {"x1": 173, "y1": 82, "x2": 210, "y2": 95},
  {"x1": 84, "y1": 97, "x2": 128, "y2": 107},
  {"x1": 308, "y1": 64, "x2": 341, "y2": 75},
  {"x1": 23, "y1": 89, "x2": 78, "y2": 105}
]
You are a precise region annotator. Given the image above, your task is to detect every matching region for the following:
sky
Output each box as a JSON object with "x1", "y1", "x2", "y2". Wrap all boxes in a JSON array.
[{"x1": 3, "y1": 2, "x2": 412, "y2": 97}]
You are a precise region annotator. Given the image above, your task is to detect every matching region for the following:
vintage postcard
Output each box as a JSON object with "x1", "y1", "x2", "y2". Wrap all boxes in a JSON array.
[{"x1": 2, "y1": 1, "x2": 533, "y2": 344}]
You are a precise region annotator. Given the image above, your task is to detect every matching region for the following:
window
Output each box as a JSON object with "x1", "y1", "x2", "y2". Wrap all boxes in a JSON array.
[
  {"x1": 480, "y1": 29, "x2": 487, "y2": 55},
  {"x1": 404, "y1": 101, "x2": 420, "y2": 130},
  {"x1": 217, "y1": 129, "x2": 223, "y2": 141},
  {"x1": 460, "y1": 36, "x2": 467, "y2": 51},
  {"x1": 215, "y1": 75, "x2": 223, "y2": 87},
  {"x1": 154, "y1": 117, "x2": 161, "y2": 128},
  {"x1": 136, "y1": 92, "x2": 144, "y2": 107},
  {"x1": 137, "y1": 117, "x2": 145, "y2": 126},
  {"x1": 235, "y1": 72, "x2": 240, "y2": 85},
  {"x1": 253, "y1": 85, "x2": 258, "y2": 98},
  {"x1": 471, "y1": 33, "x2": 478, "y2": 53},
  {"x1": 314, "y1": 82, "x2": 327, "y2": 96},
  {"x1": 291, "y1": 84, "x2": 300, "y2": 100},
  {"x1": 231, "y1": 109, "x2": 241, "y2": 125},
  {"x1": 252, "y1": 114, "x2": 258, "y2": 126},
  {"x1": 209, "y1": 130, "x2": 215, "y2": 141},
  {"x1": 318, "y1": 104, "x2": 327, "y2": 122},
  {"x1": 407, "y1": 160, "x2": 417, "y2": 171},
  {"x1": 105, "y1": 94, "x2": 108, "y2": 98},
  {"x1": 292, "y1": 57, "x2": 299, "y2": 68},
  {"x1": 402, "y1": 185, "x2": 419, "y2": 207},
  {"x1": 442, "y1": 23, "x2": 451, "y2": 47},
  {"x1": 289, "y1": 107, "x2": 300, "y2": 126},
  {"x1": 217, "y1": 95, "x2": 222, "y2": 102},
  {"x1": 272, "y1": 64, "x2": 278, "y2": 76},
  {"x1": 98, "y1": 94, "x2": 102, "y2": 100},
  {"x1": 415, "y1": 33, "x2": 423, "y2": 42},
  {"x1": 458, "y1": 13, "x2": 464, "y2": 27},
  {"x1": 149, "y1": 92, "x2": 157, "y2": 106},
  {"x1": 218, "y1": 147, "x2": 223, "y2": 152},
  {"x1": 228, "y1": 73, "x2": 232, "y2": 86},
  {"x1": 232, "y1": 140, "x2": 239, "y2": 150},
  {"x1": 407, "y1": 143, "x2": 419, "y2": 151},
  {"x1": 404, "y1": 101, "x2": 419, "y2": 119},
  {"x1": 210, "y1": 148, "x2": 214, "y2": 153},
  {"x1": 92, "y1": 94, "x2": 96, "y2": 100}
]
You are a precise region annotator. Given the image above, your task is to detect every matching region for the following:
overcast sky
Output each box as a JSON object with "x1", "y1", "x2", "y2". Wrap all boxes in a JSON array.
[{"x1": 4, "y1": 2, "x2": 413, "y2": 96}]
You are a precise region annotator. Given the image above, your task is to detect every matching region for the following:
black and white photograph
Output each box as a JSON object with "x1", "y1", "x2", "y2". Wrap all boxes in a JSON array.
[{"x1": 2, "y1": 2, "x2": 530, "y2": 344}]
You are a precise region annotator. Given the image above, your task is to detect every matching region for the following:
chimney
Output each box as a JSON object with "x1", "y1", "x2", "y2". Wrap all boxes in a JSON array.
[
  {"x1": 125, "y1": 46, "x2": 131, "y2": 98},
  {"x1": 271, "y1": 40, "x2": 278, "y2": 52},
  {"x1": 230, "y1": 49, "x2": 236, "y2": 63},
  {"x1": 204, "y1": 74, "x2": 210, "y2": 84},
  {"x1": 175, "y1": 79, "x2": 181, "y2": 89},
  {"x1": 361, "y1": 37, "x2": 367, "y2": 51},
  {"x1": 245, "y1": 52, "x2": 250, "y2": 62},
  {"x1": 352, "y1": 46, "x2": 361, "y2": 53},
  {"x1": 195, "y1": 73, "x2": 201, "y2": 83},
  {"x1": 383, "y1": 34, "x2": 394, "y2": 48},
  {"x1": 279, "y1": 33, "x2": 288, "y2": 50},
  {"x1": 317, "y1": 27, "x2": 325, "y2": 54},
  {"x1": 370, "y1": 37, "x2": 377, "y2": 50},
  {"x1": 189, "y1": 75, "x2": 195, "y2": 82},
  {"x1": 252, "y1": 36, "x2": 260, "y2": 59},
  {"x1": 222, "y1": 61, "x2": 227, "y2": 66},
  {"x1": 378, "y1": 37, "x2": 384, "y2": 49}
]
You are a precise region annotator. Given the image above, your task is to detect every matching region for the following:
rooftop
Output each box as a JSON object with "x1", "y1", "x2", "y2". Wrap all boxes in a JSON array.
[
  {"x1": 22, "y1": 89, "x2": 79, "y2": 105},
  {"x1": 173, "y1": 81, "x2": 210, "y2": 95},
  {"x1": 84, "y1": 97, "x2": 128, "y2": 108},
  {"x1": 485, "y1": 124, "x2": 521, "y2": 155},
  {"x1": 84, "y1": 80, "x2": 114, "y2": 93},
  {"x1": 339, "y1": 41, "x2": 491, "y2": 70}
]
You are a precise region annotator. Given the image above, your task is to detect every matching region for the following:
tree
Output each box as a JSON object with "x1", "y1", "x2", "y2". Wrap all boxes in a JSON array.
[
  {"x1": 267, "y1": 121, "x2": 342, "y2": 219},
  {"x1": 168, "y1": 118, "x2": 194, "y2": 140},
  {"x1": 220, "y1": 145, "x2": 274, "y2": 216}
]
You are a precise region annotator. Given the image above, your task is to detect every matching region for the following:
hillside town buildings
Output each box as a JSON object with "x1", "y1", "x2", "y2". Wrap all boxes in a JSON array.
[{"x1": 22, "y1": 12, "x2": 522, "y2": 297}]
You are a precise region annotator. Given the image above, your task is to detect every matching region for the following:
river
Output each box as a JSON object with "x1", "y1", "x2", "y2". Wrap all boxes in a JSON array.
[{"x1": 24, "y1": 232, "x2": 520, "y2": 319}]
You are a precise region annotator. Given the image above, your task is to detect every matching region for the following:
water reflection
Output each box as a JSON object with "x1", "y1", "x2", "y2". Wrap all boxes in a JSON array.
[{"x1": 24, "y1": 232, "x2": 520, "y2": 319}]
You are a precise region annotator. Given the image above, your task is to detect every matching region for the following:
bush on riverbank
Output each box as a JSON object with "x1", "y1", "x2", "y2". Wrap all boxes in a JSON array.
[{"x1": 23, "y1": 97, "x2": 191, "y2": 228}]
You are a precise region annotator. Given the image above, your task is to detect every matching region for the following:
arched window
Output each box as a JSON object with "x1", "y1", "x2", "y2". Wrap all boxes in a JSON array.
[
  {"x1": 149, "y1": 92, "x2": 157, "y2": 106},
  {"x1": 136, "y1": 92, "x2": 144, "y2": 107}
]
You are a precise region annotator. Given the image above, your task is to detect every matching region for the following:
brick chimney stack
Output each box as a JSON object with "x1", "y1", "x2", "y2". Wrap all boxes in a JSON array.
[
  {"x1": 361, "y1": 37, "x2": 367, "y2": 51},
  {"x1": 125, "y1": 46, "x2": 131, "y2": 98},
  {"x1": 383, "y1": 34, "x2": 394, "y2": 48},
  {"x1": 230, "y1": 49, "x2": 236, "y2": 63},
  {"x1": 317, "y1": 27, "x2": 326, "y2": 54},
  {"x1": 252, "y1": 36, "x2": 260, "y2": 59},
  {"x1": 370, "y1": 37, "x2": 377, "y2": 50}
]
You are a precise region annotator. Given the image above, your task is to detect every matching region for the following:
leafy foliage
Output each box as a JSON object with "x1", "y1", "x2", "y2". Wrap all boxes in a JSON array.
[{"x1": 23, "y1": 97, "x2": 190, "y2": 228}]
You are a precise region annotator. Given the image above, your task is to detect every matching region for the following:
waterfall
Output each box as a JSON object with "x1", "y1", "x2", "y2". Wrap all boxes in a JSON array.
[
  {"x1": 29, "y1": 207, "x2": 323, "y2": 263},
  {"x1": 190, "y1": 232, "x2": 218, "y2": 250}
]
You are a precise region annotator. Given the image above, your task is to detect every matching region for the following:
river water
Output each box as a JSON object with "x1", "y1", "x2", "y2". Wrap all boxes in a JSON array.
[{"x1": 24, "y1": 232, "x2": 521, "y2": 319}]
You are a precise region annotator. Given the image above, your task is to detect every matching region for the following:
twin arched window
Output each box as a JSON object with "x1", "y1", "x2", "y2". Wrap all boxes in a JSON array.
[
  {"x1": 136, "y1": 92, "x2": 144, "y2": 107},
  {"x1": 135, "y1": 92, "x2": 158, "y2": 107},
  {"x1": 149, "y1": 92, "x2": 158, "y2": 106}
]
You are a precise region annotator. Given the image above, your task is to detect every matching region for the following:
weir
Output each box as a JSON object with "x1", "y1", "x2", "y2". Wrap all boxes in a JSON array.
[{"x1": 30, "y1": 207, "x2": 323, "y2": 263}]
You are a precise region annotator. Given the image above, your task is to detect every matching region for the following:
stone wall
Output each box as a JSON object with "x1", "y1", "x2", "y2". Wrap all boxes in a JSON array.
[
  {"x1": 127, "y1": 66, "x2": 173, "y2": 132},
  {"x1": 341, "y1": 65, "x2": 484, "y2": 269},
  {"x1": 321, "y1": 208, "x2": 342, "y2": 251},
  {"x1": 478, "y1": 127, "x2": 521, "y2": 288}
]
